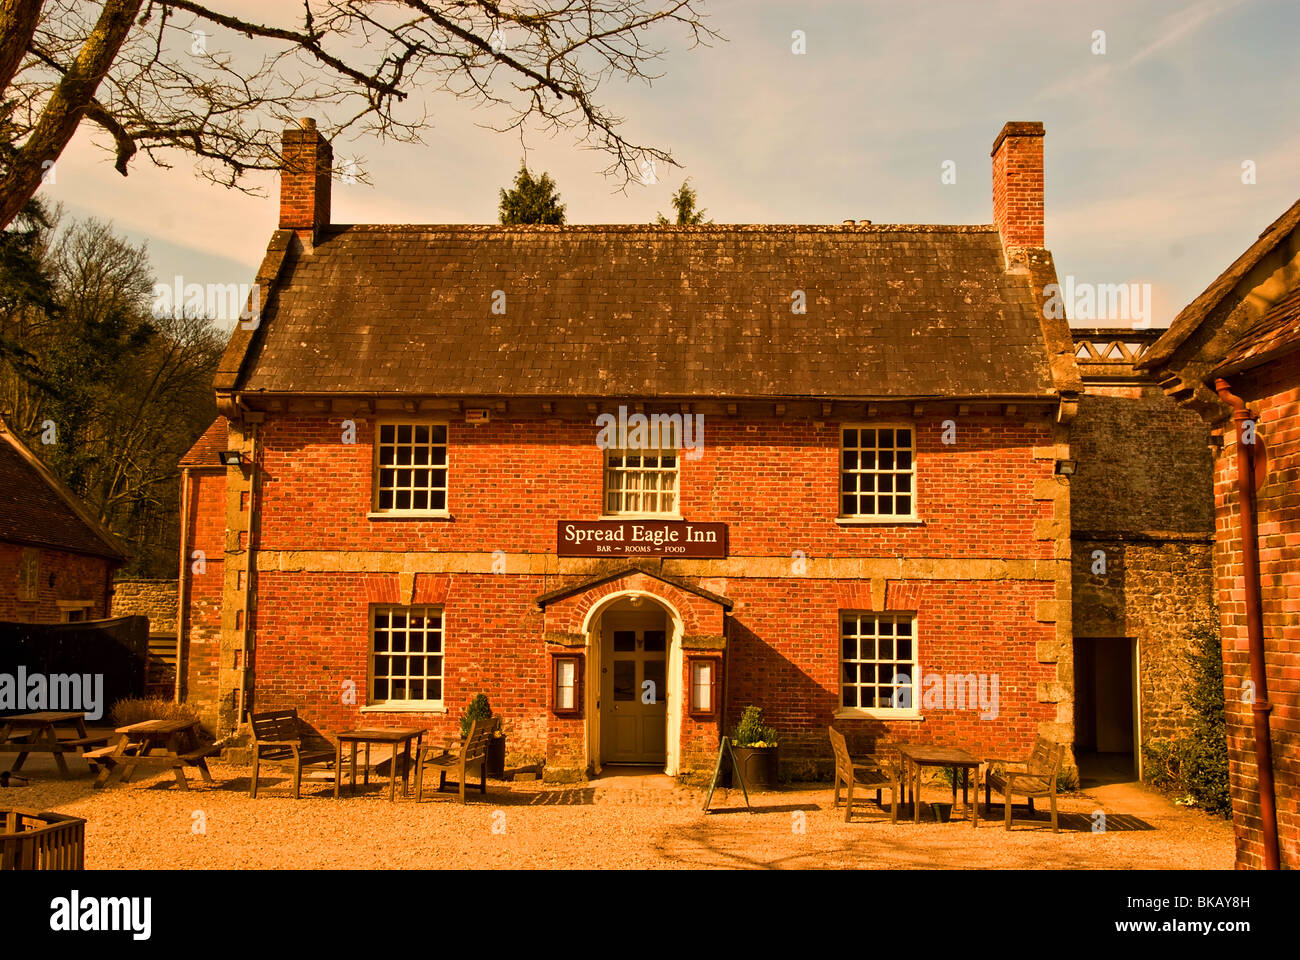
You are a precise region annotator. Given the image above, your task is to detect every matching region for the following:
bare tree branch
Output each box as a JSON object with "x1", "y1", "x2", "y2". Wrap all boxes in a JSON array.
[
  {"x1": 0, "y1": 1, "x2": 721, "y2": 226},
  {"x1": 0, "y1": 0, "x2": 142, "y2": 228}
]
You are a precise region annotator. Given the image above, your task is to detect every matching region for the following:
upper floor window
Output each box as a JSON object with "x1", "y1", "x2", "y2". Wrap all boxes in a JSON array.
[
  {"x1": 604, "y1": 450, "x2": 679, "y2": 516},
  {"x1": 840, "y1": 425, "x2": 915, "y2": 519},
  {"x1": 374, "y1": 422, "x2": 447, "y2": 513}
]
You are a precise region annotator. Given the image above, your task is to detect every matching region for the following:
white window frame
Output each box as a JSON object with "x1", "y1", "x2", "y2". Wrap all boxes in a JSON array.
[
  {"x1": 836, "y1": 611, "x2": 921, "y2": 720},
  {"x1": 838, "y1": 422, "x2": 918, "y2": 521},
  {"x1": 370, "y1": 420, "x2": 450, "y2": 517},
  {"x1": 368, "y1": 605, "x2": 445, "y2": 710},
  {"x1": 601, "y1": 447, "x2": 682, "y2": 519}
]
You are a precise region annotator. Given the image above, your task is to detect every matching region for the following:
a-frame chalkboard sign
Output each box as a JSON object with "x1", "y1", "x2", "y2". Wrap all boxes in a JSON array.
[{"x1": 702, "y1": 736, "x2": 752, "y2": 813}]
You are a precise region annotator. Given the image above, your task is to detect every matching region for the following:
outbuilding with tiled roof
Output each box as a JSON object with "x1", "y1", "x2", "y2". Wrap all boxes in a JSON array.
[{"x1": 0, "y1": 418, "x2": 126, "y2": 623}]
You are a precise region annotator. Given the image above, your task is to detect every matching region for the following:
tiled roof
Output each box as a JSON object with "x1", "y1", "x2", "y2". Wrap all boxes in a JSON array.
[
  {"x1": 232, "y1": 223, "x2": 1060, "y2": 401},
  {"x1": 179, "y1": 416, "x2": 229, "y2": 468},
  {"x1": 1215, "y1": 285, "x2": 1300, "y2": 375},
  {"x1": 0, "y1": 420, "x2": 126, "y2": 560}
]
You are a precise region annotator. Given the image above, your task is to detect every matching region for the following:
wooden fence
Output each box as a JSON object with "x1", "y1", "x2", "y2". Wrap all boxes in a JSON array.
[{"x1": 0, "y1": 808, "x2": 85, "y2": 870}]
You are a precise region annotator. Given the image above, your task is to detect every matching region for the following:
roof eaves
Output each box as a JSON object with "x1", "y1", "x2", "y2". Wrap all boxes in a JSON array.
[{"x1": 1211, "y1": 339, "x2": 1300, "y2": 378}]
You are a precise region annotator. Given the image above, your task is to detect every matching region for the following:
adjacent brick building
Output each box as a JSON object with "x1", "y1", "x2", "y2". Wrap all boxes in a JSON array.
[
  {"x1": 176, "y1": 416, "x2": 229, "y2": 729},
  {"x1": 1139, "y1": 196, "x2": 1300, "y2": 869},
  {"x1": 180, "y1": 120, "x2": 1086, "y2": 781},
  {"x1": 0, "y1": 418, "x2": 126, "y2": 623}
]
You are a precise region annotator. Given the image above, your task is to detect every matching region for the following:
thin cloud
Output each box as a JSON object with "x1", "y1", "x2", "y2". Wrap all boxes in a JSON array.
[{"x1": 1036, "y1": 0, "x2": 1249, "y2": 102}]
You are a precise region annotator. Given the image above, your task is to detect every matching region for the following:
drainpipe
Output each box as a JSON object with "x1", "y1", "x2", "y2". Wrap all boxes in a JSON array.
[
  {"x1": 1214, "y1": 377, "x2": 1280, "y2": 871},
  {"x1": 237, "y1": 419, "x2": 259, "y2": 725},
  {"x1": 175, "y1": 467, "x2": 191, "y2": 704}
]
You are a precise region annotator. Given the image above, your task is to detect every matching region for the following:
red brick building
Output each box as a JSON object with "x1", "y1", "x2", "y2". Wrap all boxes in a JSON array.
[
  {"x1": 1139, "y1": 197, "x2": 1300, "y2": 869},
  {"x1": 180, "y1": 120, "x2": 1085, "y2": 781},
  {"x1": 0, "y1": 418, "x2": 126, "y2": 623}
]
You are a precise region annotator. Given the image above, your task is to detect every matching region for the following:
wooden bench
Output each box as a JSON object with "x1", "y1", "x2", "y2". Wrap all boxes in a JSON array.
[
  {"x1": 415, "y1": 716, "x2": 498, "y2": 803},
  {"x1": 87, "y1": 719, "x2": 217, "y2": 790},
  {"x1": 0, "y1": 712, "x2": 110, "y2": 778},
  {"x1": 828, "y1": 726, "x2": 902, "y2": 823},
  {"x1": 983, "y1": 735, "x2": 1065, "y2": 832},
  {"x1": 82, "y1": 745, "x2": 128, "y2": 763},
  {"x1": 250, "y1": 709, "x2": 336, "y2": 799}
]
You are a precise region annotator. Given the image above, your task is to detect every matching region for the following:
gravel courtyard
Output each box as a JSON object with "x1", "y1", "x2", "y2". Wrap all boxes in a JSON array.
[{"x1": 3, "y1": 754, "x2": 1234, "y2": 869}]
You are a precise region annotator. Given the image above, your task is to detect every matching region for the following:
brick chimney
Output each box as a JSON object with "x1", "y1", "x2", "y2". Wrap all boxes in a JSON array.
[
  {"x1": 991, "y1": 121, "x2": 1045, "y2": 251},
  {"x1": 279, "y1": 118, "x2": 332, "y2": 241}
]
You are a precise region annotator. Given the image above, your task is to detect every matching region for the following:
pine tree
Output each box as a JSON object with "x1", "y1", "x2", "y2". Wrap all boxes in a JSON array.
[
  {"x1": 656, "y1": 180, "x2": 710, "y2": 225},
  {"x1": 498, "y1": 164, "x2": 567, "y2": 225}
]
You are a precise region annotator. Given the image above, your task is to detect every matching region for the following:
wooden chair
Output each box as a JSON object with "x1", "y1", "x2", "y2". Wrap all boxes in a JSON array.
[
  {"x1": 828, "y1": 726, "x2": 901, "y2": 823},
  {"x1": 249, "y1": 709, "x2": 336, "y2": 799},
  {"x1": 415, "y1": 716, "x2": 498, "y2": 803},
  {"x1": 983, "y1": 736, "x2": 1065, "y2": 832}
]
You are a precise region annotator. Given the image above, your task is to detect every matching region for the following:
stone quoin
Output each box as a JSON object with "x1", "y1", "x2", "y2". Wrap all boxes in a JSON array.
[{"x1": 177, "y1": 120, "x2": 1092, "y2": 782}]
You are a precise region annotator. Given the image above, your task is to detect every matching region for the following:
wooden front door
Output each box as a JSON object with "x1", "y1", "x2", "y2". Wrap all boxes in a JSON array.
[{"x1": 600, "y1": 622, "x2": 668, "y2": 764}]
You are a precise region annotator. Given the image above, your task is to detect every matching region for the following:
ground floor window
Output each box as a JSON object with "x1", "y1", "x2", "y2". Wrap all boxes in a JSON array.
[
  {"x1": 58, "y1": 600, "x2": 94, "y2": 622},
  {"x1": 370, "y1": 606, "x2": 444, "y2": 706},
  {"x1": 840, "y1": 613, "x2": 916, "y2": 711}
]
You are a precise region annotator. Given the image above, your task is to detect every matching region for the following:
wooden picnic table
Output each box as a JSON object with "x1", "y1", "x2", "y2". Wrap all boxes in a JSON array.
[
  {"x1": 897, "y1": 743, "x2": 981, "y2": 827},
  {"x1": 85, "y1": 718, "x2": 219, "y2": 791},
  {"x1": 0, "y1": 712, "x2": 107, "y2": 779},
  {"x1": 334, "y1": 727, "x2": 426, "y2": 801}
]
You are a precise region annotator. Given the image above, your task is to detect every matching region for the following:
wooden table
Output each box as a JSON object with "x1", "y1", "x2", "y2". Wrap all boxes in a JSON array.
[
  {"x1": 897, "y1": 743, "x2": 981, "y2": 827},
  {"x1": 0, "y1": 712, "x2": 107, "y2": 778},
  {"x1": 87, "y1": 718, "x2": 218, "y2": 790},
  {"x1": 334, "y1": 727, "x2": 426, "y2": 801}
]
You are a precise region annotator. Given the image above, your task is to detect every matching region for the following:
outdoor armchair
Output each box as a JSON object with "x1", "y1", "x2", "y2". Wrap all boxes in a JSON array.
[
  {"x1": 249, "y1": 708, "x2": 337, "y2": 799},
  {"x1": 983, "y1": 735, "x2": 1065, "y2": 831},
  {"x1": 828, "y1": 726, "x2": 902, "y2": 823},
  {"x1": 415, "y1": 716, "x2": 498, "y2": 803}
]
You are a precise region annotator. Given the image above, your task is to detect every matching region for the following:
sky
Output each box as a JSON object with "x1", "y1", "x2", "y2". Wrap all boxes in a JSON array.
[{"x1": 35, "y1": 0, "x2": 1300, "y2": 331}]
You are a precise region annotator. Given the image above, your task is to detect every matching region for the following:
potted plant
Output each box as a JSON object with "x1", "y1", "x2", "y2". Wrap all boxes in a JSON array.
[
  {"x1": 460, "y1": 693, "x2": 506, "y2": 779},
  {"x1": 729, "y1": 705, "x2": 780, "y2": 788}
]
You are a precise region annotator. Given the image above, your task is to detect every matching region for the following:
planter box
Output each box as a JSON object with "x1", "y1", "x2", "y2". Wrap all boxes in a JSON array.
[
  {"x1": 1, "y1": 808, "x2": 85, "y2": 870},
  {"x1": 487, "y1": 736, "x2": 506, "y2": 779},
  {"x1": 731, "y1": 745, "x2": 780, "y2": 788}
]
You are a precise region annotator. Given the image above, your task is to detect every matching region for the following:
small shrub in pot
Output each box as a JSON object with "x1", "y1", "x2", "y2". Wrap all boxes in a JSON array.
[{"x1": 729, "y1": 705, "x2": 780, "y2": 788}]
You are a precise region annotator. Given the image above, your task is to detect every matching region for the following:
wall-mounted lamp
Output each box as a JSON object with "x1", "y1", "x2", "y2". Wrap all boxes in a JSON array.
[
  {"x1": 1054, "y1": 459, "x2": 1077, "y2": 477},
  {"x1": 218, "y1": 451, "x2": 247, "y2": 467}
]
